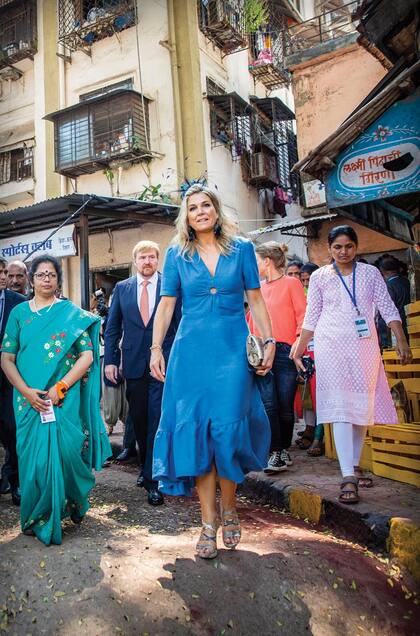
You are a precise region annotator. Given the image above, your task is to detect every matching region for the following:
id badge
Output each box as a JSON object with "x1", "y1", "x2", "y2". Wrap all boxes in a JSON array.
[
  {"x1": 40, "y1": 399, "x2": 56, "y2": 424},
  {"x1": 354, "y1": 316, "x2": 371, "y2": 339},
  {"x1": 307, "y1": 338, "x2": 315, "y2": 352}
]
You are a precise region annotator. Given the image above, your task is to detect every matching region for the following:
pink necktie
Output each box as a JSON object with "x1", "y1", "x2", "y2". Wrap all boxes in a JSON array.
[{"x1": 140, "y1": 280, "x2": 149, "y2": 325}]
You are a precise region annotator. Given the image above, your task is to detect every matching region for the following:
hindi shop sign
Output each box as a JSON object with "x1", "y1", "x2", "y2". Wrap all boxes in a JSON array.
[
  {"x1": 0, "y1": 225, "x2": 76, "y2": 261},
  {"x1": 326, "y1": 91, "x2": 420, "y2": 208}
]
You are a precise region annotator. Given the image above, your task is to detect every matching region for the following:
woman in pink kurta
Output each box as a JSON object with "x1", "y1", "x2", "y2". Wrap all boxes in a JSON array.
[{"x1": 293, "y1": 226, "x2": 411, "y2": 504}]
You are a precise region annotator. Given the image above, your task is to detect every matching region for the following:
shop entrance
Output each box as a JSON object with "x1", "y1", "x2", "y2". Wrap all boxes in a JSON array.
[{"x1": 90, "y1": 263, "x2": 132, "y2": 302}]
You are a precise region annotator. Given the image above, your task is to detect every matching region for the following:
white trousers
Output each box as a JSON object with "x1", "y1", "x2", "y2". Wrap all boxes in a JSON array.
[{"x1": 333, "y1": 422, "x2": 368, "y2": 477}]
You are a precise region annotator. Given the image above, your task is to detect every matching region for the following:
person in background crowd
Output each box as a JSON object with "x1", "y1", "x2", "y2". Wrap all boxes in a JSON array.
[
  {"x1": 249, "y1": 242, "x2": 306, "y2": 473},
  {"x1": 297, "y1": 262, "x2": 324, "y2": 456},
  {"x1": 286, "y1": 260, "x2": 303, "y2": 279},
  {"x1": 150, "y1": 184, "x2": 273, "y2": 560},
  {"x1": 292, "y1": 226, "x2": 411, "y2": 504},
  {"x1": 1, "y1": 255, "x2": 111, "y2": 544},
  {"x1": 296, "y1": 262, "x2": 318, "y2": 449},
  {"x1": 104, "y1": 241, "x2": 180, "y2": 506},
  {"x1": 378, "y1": 255, "x2": 411, "y2": 346},
  {"x1": 0, "y1": 257, "x2": 25, "y2": 504},
  {"x1": 7, "y1": 260, "x2": 29, "y2": 297},
  {"x1": 300, "y1": 262, "x2": 319, "y2": 295}
]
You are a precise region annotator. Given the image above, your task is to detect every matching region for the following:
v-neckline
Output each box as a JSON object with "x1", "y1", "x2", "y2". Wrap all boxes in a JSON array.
[{"x1": 196, "y1": 249, "x2": 222, "y2": 279}]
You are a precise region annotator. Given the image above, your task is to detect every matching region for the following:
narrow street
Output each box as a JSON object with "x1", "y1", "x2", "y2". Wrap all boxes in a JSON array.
[{"x1": 0, "y1": 462, "x2": 418, "y2": 636}]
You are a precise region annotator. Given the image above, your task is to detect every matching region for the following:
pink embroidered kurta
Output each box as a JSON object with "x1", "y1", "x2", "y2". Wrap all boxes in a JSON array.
[{"x1": 303, "y1": 263, "x2": 401, "y2": 426}]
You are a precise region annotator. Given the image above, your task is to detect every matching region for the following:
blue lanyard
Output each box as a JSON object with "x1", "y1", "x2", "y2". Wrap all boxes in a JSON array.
[{"x1": 333, "y1": 262, "x2": 359, "y2": 315}]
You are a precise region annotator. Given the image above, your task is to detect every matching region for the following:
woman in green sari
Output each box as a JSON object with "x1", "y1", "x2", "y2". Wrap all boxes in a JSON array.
[{"x1": 1, "y1": 255, "x2": 111, "y2": 545}]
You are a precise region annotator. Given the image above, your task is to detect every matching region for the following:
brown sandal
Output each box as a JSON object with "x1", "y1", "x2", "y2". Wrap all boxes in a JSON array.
[
  {"x1": 354, "y1": 466, "x2": 373, "y2": 488},
  {"x1": 307, "y1": 442, "x2": 324, "y2": 457},
  {"x1": 339, "y1": 477, "x2": 359, "y2": 504}
]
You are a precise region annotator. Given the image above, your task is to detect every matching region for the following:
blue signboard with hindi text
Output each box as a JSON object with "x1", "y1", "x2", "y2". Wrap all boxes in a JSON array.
[{"x1": 325, "y1": 90, "x2": 420, "y2": 208}]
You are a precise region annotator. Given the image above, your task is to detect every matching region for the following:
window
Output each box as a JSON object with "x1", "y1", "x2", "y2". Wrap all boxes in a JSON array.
[
  {"x1": 46, "y1": 90, "x2": 151, "y2": 177},
  {"x1": 80, "y1": 78, "x2": 133, "y2": 101},
  {"x1": 206, "y1": 77, "x2": 226, "y2": 97},
  {"x1": 0, "y1": 0, "x2": 37, "y2": 70},
  {"x1": 58, "y1": 0, "x2": 136, "y2": 54},
  {"x1": 207, "y1": 92, "x2": 252, "y2": 160},
  {"x1": 0, "y1": 147, "x2": 33, "y2": 185}
]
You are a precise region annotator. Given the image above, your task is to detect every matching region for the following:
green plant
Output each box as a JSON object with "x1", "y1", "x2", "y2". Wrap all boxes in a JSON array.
[
  {"x1": 244, "y1": 0, "x2": 269, "y2": 33},
  {"x1": 132, "y1": 134, "x2": 146, "y2": 152},
  {"x1": 138, "y1": 184, "x2": 173, "y2": 205},
  {"x1": 103, "y1": 168, "x2": 114, "y2": 183}
]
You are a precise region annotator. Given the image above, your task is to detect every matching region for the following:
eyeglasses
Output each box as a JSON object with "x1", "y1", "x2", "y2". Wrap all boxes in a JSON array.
[{"x1": 34, "y1": 272, "x2": 58, "y2": 281}]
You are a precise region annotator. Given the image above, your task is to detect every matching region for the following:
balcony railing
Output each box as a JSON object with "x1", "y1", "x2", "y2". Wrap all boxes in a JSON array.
[
  {"x1": 286, "y1": 0, "x2": 362, "y2": 56},
  {"x1": 242, "y1": 96, "x2": 298, "y2": 198},
  {"x1": 0, "y1": 0, "x2": 37, "y2": 71},
  {"x1": 58, "y1": 0, "x2": 136, "y2": 54},
  {"x1": 45, "y1": 90, "x2": 151, "y2": 178},
  {"x1": 207, "y1": 92, "x2": 253, "y2": 160},
  {"x1": 248, "y1": 29, "x2": 290, "y2": 90},
  {"x1": 197, "y1": 0, "x2": 246, "y2": 55}
]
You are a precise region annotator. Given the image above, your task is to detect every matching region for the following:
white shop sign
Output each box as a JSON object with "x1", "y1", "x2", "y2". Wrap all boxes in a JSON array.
[{"x1": 0, "y1": 224, "x2": 76, "y2": 260}]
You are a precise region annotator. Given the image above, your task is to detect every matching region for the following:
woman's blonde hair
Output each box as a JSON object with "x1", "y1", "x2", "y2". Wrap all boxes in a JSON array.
[
  {"x1": 255, "y1": 241, "x2": 289, "y2": 271},
  {"x1": 173, "y1": 184, "x2": 238, "y2": 257}
]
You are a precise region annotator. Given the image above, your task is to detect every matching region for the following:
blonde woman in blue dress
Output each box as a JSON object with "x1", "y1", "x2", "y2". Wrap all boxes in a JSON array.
[{"x1": 150, "y1": 184, "x2": 275, "y2": 559}]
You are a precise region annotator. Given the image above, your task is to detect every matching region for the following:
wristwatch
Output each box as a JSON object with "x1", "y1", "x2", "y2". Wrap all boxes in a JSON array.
[{"x1": 263, "y1": 338, "x2": 276, "y2": 347}]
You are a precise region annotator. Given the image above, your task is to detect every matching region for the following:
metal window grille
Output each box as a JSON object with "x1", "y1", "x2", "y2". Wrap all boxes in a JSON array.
[
  {"x1": 58, "y1": 0, "x2": 136, "y2": 54},
  {"x1": 208, "y1": 93, "x2": 252, "y2": 161},
  {"x1": 0, "y1": 0, "x2": 37, "y2": 70},
  {"x1": 49, "y1": 91, "x2": 150, "y2": 177},
  {"x1": 0, "y1": 147, "x2": 33, "y2": 185},
  {"x1": 80, "y1": 78, "x2": 134, "y2": 101},
  {"x1": 243, "y1": 97, "x2": 299, "y2": 196},
  {"x1": 248, "y1": 11, "x2": 291, "y2": 90},
  {"x1": 206, "y1": 77, "x2": 226, "y2": 97},
  {"x1": 197, "y1": 0, "x2": 246, "y2": 54}
]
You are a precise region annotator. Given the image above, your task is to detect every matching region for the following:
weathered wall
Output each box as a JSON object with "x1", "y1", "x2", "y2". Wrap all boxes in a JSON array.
[
  {"x1": 308, "y1": 217, "x2": 408, "y2": 265},
  {"x1": 291, "y1": 44, "x2": 387, "y2": 159}
]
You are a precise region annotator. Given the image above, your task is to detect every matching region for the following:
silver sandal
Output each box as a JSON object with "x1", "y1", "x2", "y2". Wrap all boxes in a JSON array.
[
  {"x1": 220, "y1": 505, "x2": 241, "y2": 549},
  {"x1": 196, "y1": 521, "x2": 219, "y2": 560}
]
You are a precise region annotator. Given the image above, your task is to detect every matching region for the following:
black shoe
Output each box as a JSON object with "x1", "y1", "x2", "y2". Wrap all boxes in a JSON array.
[
  {"x1": 264, "y1": 451, "x2": 288, "y2": 474},
  {"x1": 11, "y1": 486, "x2": 21, "y2": 506},
  {"x1": 147, "y1": 488, "x2": 164, "y2": 506},
  {"x1": 116, "y1": 448, "x2": 137, "y2": 462},
  {"x1": 136, "y1": 471, "x2": 145, "y2": 488},
  {"x1": 70, "y1": 512, "x2": 84, "y2": 525},
  {"x1": 23, "y1": 528, "x2": 35, "y2": 536},
  {"x1": 0, "y1": 477, "x2": 11, "y2": 495}
]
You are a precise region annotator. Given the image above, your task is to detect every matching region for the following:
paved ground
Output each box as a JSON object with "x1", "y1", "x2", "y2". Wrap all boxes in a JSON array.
[{"x1": 0, "y1": 462, "x2": 419, "y2": 636}]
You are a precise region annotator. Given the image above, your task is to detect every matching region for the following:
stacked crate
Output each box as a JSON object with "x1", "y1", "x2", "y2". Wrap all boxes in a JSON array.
[
  {"x1": 325, "y1": 301, "x2": 420, "y2": 485},
  {"x1": 371, "y1": 301, "x2": 420, "y2": 487}
]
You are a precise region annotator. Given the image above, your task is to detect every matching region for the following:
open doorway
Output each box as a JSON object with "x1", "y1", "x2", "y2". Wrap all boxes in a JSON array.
[{"x1": 90, "y1": 263, "x2": 132, "y2": 304}]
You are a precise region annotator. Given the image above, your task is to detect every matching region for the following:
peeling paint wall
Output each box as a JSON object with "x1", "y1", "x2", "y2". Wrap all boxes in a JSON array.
[{"x1": 291, "y1": 44, "x2": 387, "y2": 160}]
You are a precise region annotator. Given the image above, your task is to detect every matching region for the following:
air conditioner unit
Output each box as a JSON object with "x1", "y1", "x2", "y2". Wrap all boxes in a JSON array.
[{"x1": 250, "y1": 150, "x2": 278, "y2": 185}]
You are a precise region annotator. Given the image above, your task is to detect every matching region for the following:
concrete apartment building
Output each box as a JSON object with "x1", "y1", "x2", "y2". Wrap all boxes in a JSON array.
[{"x1": 0, "y1": 0, "x2": 311, "y2": 304}]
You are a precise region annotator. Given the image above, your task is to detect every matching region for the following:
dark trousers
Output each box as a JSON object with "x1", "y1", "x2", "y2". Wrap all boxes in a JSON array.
[
  {"x1": 257, "y1": 342, "x2": 297, "y2": 452},
  {"x1": 0, "y1": 383, "x2": 19, "y2": 488},
  {"x1": 126, "y1": 371, "x2": 164, "y2": 491},
  {"x1": 122, "y1": 413, "x2": 137, "y2": 451}
]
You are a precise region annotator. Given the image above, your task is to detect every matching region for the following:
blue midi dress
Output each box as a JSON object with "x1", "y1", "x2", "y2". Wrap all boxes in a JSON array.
[{"x1": 152, "y1": 237, "x2": 271, "y2": 496}]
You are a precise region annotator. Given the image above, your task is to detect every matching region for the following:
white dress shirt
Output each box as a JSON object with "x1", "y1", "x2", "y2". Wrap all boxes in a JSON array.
[{"x1": 136, "y1": 271, "x2": 158, "y2": 321}]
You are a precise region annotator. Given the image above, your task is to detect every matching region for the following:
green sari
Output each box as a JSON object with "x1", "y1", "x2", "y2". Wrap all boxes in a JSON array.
[{"x1": 1, "y1": 300, "x2": 112, "y2": 545}]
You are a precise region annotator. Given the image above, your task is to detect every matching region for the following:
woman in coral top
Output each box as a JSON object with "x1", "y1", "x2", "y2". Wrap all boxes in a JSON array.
[{"x1": 248, "y1": 242, "x2": 307, "y2": 472}]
